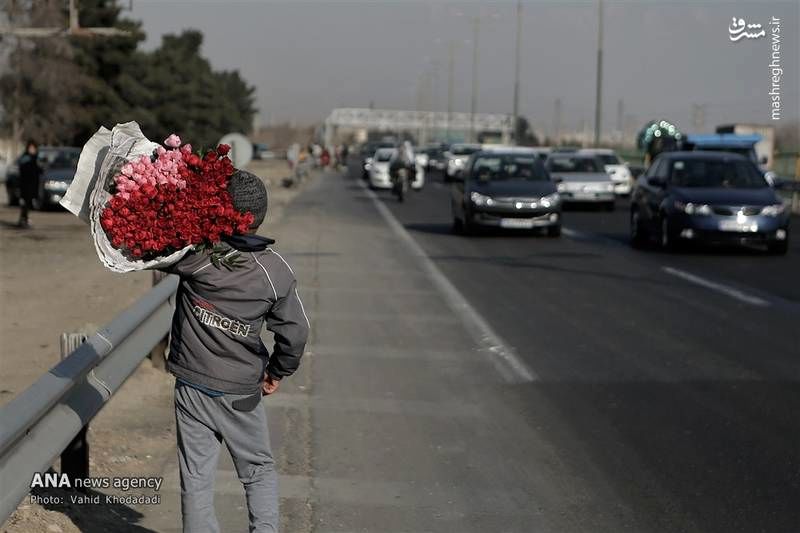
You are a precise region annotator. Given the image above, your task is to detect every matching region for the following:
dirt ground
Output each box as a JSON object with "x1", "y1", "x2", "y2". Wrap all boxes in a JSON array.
[{"x1": 0, "y1": 158, "x2": 306, "y2": 532}]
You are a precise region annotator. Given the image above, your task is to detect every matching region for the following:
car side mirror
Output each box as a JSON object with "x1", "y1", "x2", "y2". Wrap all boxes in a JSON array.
[
  {"x1": 647, "y1": 176, "x2": 667, "y2": 188},
  {"x1": 759, "y1": 155, "x2": 768, "y2": 165}
]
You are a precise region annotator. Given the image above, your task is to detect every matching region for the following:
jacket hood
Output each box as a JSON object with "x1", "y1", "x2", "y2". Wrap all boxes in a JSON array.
[{"x1": 222, "y1": 233, "x2": 275, "y2": 251}]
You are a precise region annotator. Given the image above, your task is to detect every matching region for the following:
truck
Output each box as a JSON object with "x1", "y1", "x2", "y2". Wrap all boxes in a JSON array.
[{"x1": 714, "y1": 123, "x2": 775, "y2": 170}]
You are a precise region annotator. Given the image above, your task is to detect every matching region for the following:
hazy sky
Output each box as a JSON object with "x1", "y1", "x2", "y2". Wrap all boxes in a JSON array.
[{"x1": 130, "y1": 0, "x2": 798, "y2": 136}]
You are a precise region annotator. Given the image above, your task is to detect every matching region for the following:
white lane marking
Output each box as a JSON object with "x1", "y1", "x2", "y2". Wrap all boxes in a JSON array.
[
  {"x1": 562, "y1": 226, "x2": 624, "y2": 247},
  {"x1": 661, "y1": 266, "x2": 770, "y2": 307},
  {"x1": 359, "y1": 182, "x2": 537, "y2": 384}
]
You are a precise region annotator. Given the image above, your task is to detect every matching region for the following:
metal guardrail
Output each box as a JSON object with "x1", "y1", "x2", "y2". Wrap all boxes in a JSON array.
[{"x1": 0, "y1": 275, "x2": 179, "y2": 523}]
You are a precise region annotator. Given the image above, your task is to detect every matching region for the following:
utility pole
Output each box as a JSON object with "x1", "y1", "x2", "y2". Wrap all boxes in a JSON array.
[
  {"x1": 469, "y1": 17, "x2": 479, "y2": 143},
  {"x1": 512, "y1": 0, "x2": 522, "y2": 145},
  {"x1": 1, "y1": 0, "x2": 130, "y2": 143},
  {"x1": 553, "y1": 98, "x2": 562, "y2": 145},
  {"x1": 593, "y1": 0, "x2": 604, "y2": 147},
  {"x1": 616, "y1": 99, "x2": 624, "y2": 141},
  {"x1": 691, "y1": 103, "x2": 707, "y2": 131},
  {"x1": 447, "y1": 40, "x2": 455, "y2": 141}
]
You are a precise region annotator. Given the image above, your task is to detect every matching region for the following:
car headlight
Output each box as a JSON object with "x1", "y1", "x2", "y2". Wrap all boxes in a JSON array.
[
  {"x1": 540, "y1": 192, "x2": 561, "y2": 208},
  {"x1": 44, "y1": 180, "x2": 69, "y2": 191},
  {"x1": 450, "y1": 158, "x2": 464, "y2": 168},
  {"x1": 470, "y1": 191, "x2": 493, "y2": 207},
  {"x1": 761, "y1": 203, "x2": 786, "y2": 216},
  {"x1": 674, "y1": 200, "x2": 712, "y2": 215}
]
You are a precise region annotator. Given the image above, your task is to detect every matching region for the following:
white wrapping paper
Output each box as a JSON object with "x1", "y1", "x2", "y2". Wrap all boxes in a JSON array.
[{"x1": 61, "y1": 121, "x2": 192, "y2": 272}]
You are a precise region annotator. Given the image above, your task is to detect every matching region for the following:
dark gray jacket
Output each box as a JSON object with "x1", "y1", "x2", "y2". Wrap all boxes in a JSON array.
[{"x1": 163, "y1": 235, "x2": 309, "y2": 394}]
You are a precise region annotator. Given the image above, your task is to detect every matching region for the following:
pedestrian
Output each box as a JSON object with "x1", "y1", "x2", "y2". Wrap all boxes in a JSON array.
[
  {"x1": 18, "y1": 139, "x2": 42, "y2": 229},
  {"x1": 161, "y1": 169, "x2": 310, "y2": 533}
]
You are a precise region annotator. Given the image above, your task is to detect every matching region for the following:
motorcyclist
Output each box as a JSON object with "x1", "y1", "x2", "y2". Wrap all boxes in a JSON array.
[{"x1": 389, "y1": 141, "x2": 416, "y2": 186}]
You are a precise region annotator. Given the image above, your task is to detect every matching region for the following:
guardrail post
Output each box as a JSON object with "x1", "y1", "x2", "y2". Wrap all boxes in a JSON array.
[
  {"x1": 149, "y1": 271, "x2": 171, "y2": 369},
  {"x1": 59, "y1": 333, "x2": 90, "y2": 490}
]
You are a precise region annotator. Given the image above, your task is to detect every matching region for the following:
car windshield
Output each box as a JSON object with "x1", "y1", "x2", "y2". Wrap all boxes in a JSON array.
[
  {"x1": 472, "y1": 155, "x2": 549, "y2": 182},
  {"x1": 452, "y1": 146, "x2": 480, "y2": 156},
  {"x1": 668, "y1": 159, "x2": 768, "y2": 188},
  {"x1": 375, "y1": 150, "x2": 395, "y2": 162},
  {"x1": 547, "y1": 157, "x2": 600, "y2": 173},
  {"x1": 596, "y1": 154, "x2": 620, "y2": 165},
  {"x1": 50, "y1": 150, "x2": 80, "y2": 169}
]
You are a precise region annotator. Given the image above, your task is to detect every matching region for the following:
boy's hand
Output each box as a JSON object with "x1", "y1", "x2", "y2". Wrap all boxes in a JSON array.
[{"x1": 262, "y1": 373, "x2": 280, "y2": 395}]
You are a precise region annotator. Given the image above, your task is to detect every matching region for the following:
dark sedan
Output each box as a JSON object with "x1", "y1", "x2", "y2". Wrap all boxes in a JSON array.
[
  {"x1": 6, "y1": 147, "x2": 80, "y2": 209},
  {"x1": 630, "y1": 151, "x2": 790, "y2": 254},
  {"x1": 451, "y1": 148, "x2": 562, "y2": 236}
]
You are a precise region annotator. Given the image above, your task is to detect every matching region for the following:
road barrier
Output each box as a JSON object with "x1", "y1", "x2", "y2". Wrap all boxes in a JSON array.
[{"x1": 0, "y1": 275, "x2": 178, "y2": 523}]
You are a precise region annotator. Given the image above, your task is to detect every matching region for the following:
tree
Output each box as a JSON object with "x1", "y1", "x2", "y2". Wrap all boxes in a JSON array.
[
  {"x1": 514, "y1": 116, "x2": 539, "y2": 146},
  {"x1": 0, "y1": 1, "x2": 257, "y2": 149}
]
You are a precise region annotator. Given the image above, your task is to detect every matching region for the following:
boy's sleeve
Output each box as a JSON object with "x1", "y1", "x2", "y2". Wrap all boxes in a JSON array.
[
  {"x1": 155, "y1": 251, "x2": 210, "y2": 278},
  {"x1": 265, "y1": 277, "x2": 310, "y2": 380}
]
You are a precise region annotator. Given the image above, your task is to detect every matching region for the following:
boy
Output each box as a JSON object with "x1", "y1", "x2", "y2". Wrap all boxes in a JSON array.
[{"x1": 162, "y1": 169, "x2": 309, "y2": 533}]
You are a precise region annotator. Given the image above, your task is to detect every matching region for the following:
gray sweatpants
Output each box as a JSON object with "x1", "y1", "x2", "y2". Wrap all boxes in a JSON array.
[{"x1": 174, "y1": 383, "x2": 278, "y2": 533}]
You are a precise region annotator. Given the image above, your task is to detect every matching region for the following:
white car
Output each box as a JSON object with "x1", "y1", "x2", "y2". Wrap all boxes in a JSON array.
[
  {"x1": 444, "y1": 143, "x2": 482, "y2": 181},
  {"x1": 367, "y1": 148, "x2": 396, "y2": 189},
  {"x1": 545, "y1": 153, "x2": 616, "y2": 210},
  {"x1": 579, "y1": 148, "x2": 632, "y2": 195},
  {"x1": 412, "y1": 161, "x2": 425, "y2": 190}
]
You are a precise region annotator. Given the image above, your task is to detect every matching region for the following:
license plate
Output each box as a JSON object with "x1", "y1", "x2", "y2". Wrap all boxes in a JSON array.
[
  {"x1": 571, "y1": 192, "x2": 597, "y2": 200},
  {"x1": 719, "y1": 220, "x2": 758, "y2": 232},
  {"x1": 500, "y1": 218, "x2": 534, "y2": 229}
]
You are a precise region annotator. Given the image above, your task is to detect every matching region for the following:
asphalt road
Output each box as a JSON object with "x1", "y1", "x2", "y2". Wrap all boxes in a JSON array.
[
  {"x1": 360, "y1": 166, "x2": 800, "y2": 532},
  {"x1": 146, "y1": 166, "x2": 799, "y2": 533}
]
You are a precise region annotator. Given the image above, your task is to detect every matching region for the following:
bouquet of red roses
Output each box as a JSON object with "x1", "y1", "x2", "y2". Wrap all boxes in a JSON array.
[
  {"x1": 62, "y1": 122, "x2": 253, "y2": 272},
  {"x1": 100, "y1": 134, "x2": 253, "y2": 259}
]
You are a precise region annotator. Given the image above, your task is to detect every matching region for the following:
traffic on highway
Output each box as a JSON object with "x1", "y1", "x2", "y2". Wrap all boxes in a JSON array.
[{"x1": 2, "y1": 1, "x2": 799, "y2": 532}]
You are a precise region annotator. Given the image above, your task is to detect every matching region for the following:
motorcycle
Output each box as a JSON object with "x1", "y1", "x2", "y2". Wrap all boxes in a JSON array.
[{"x1": 391, "y1": 166, "x2": 410, "y2": 202}]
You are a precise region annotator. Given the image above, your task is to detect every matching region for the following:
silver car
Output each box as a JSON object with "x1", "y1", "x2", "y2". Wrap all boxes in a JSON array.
[{"x1": 545, "y1": 153, "x2": 616, "y2": 210}]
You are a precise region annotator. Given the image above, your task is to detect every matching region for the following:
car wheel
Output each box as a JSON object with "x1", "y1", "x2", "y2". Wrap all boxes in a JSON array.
[
  {"x1": 767, "y1": 234, "x2": 789, "y2": 255},
  {"x1": 461, "y1": 215, "x2": 475, "y2": 236},
  {"x1": 7, "y1": 190, "x2": 19, "y2": 207},
  {"x1": 32, "y1": 190, "x2": 47, "y2": 211},
  {"x1": 630, "y1": 209, "x2": 647, "y2": 248},
  {"x1": 660, "y1": 216, "x2": 678, "y2": 251},
  {"x1": 452, "y1": 217, "x2": 463, "y2": 234},
  {"x1": 547, "y1": 224, "x2": 561, "y2": 238}
]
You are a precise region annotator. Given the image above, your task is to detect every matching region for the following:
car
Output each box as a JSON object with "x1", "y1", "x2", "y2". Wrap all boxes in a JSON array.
[
  {"x1": 367, "y1": 148, "x2": 396, "y2": 189},
  {"x1": 252, "y1": 143, "x2": 274, "y2": 160},
  {"x1": 579, "y1": 148, "x2": 633, "y2": 195},
  {"x1": 629, "y1": 151, "x2": 790, "y2": 254},
  {"x1": 414, "y1": 149, "x2": 429, "y2": 170},
  {"x1": 450, "y1": 148, "x2": 562, "y2": 236},
  {"x1": 420, "y1": 145, "x2": 447, "y2": 172},
  {"x1": 443, "y1": 143, "x2": 482, "y2": 181},
  {"x1": 5, "y1": 146, "x2": 80, "y2": 208},
  {"x1": 545, "y1": 153, "x2": 616, "y2": 210},
  {"x1": 359, "y1": 141, "x2": 394, "y2": 180}
]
